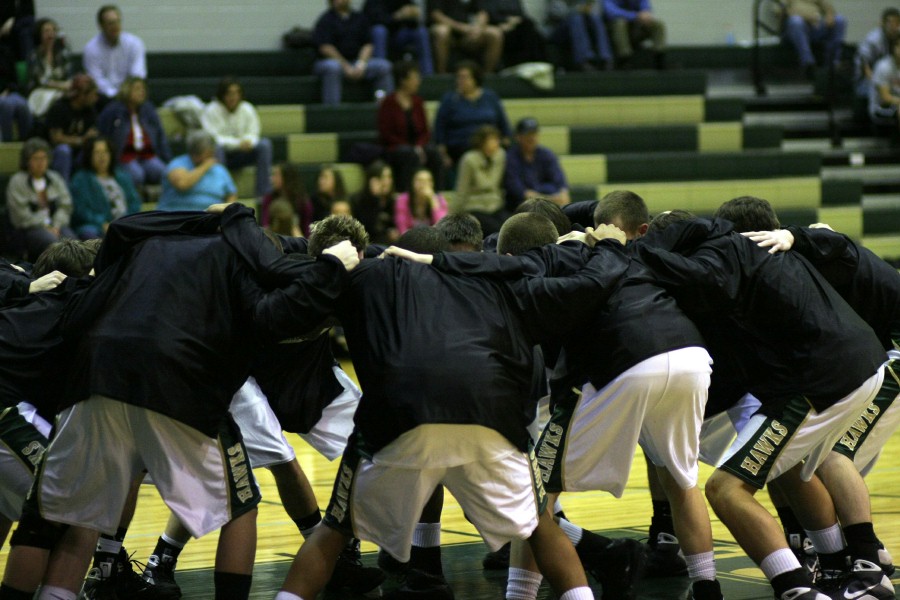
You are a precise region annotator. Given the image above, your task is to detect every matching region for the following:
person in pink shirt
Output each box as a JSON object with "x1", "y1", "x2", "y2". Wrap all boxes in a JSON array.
[{"x1": 393, "y1": 167, "x2": 447, "y2": 233}]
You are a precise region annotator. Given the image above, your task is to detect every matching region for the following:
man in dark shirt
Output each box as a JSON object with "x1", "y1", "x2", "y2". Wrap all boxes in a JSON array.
[
  {"x1": 220, "y1": 212, "x2": 617, "y2": 600},
  {"x1": 726, "y1": 197, "x2": 898, "y2": 599},
  {"x1": 44, "y1": 73, "x2": 99, "y2": 181},
  {"x1": 0, "y1": 206, "x2": 360, "y2": 600},
  {"x1": 504, "y1": 118, "x2": 570, "y2": 210},
  {"x1": 635, "y1": 214, "x2": 886, "y2": 600},
  {"x1": 364, "y1": 0, "x2": 434, "y2": 75},
  {"x1": 314, "y1": 0, "x2": 395, "y2": 104}
]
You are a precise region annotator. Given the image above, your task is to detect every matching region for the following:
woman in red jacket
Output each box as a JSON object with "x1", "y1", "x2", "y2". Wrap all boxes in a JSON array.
[{"x1": 376, "y1": 60, "x2": 443, "y2": 193}]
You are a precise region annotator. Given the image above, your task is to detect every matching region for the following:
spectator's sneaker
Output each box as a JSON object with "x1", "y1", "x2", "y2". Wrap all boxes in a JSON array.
[
  {"x1": 687, "y1": 579, "x2": 724, "y2": 600},
  {"x1": 82, "y1": 549, "x2": 181, "y2": 600},
  {"x1": 377, "y1": 548, "x2": 410, "y2": 577},
  {"x1": 830, "y1": 559, "x2": 896, "y2": 600},
  {"x1": 879, "y1": 545, "x2": 895, "y2": 577},
  {"x1": 582, "y1": 538, "x2": 645, "y2": 600},
  {"x1": 382, "y1": 569, "x2": 455, "y2": 600},
  {"x1": 326, "y1": 538, "x2": 386, "y2": 598},
  {"x1": 644, "y1": 532, "x2": 688, "y2": 578},
  {"x1": 779, "y1": 587, "x2": 830, "y2": 600},
  {"x1": 482, "y1": 541, "x2": 511, "y2": 570},
  {"x1": 141, "y1": 554, "x2": 183, "y2": 598}
]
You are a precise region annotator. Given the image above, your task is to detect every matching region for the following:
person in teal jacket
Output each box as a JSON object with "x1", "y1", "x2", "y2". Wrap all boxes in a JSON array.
[{"x1": 70, "y1": 135, "x2": 142, "y2": 239}]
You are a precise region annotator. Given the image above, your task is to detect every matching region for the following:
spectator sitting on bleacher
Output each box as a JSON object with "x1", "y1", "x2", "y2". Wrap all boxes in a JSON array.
[
  {"x1": 603, "y1": 0, "x2": 666, "y2": 69},
  {"x1": 311, "y1": 163, "x2": 350, "y2": 220},
  {"x1": 261, "y1": 162, "x2": 312, "y2": 237},
  {"x1": 351, "y1": 159, "x2": 399, "y2": 244},
  {"x1": 201, "y1": 77, "x2": 272, "y2": 200},
  {"x1": 504, "y1": 117, "x2": 569, "y2": 210},
  {"x1": 158, "y1": 129, "x2": 236, "y2": 211},
  {"x1": 483, "y1": 0, "x2": 547, "y2": 67},
  {"x1": 97, "y1": 76, "x2": 171, "y2": 189},
  {"x1": 452, "y1": 124, "x2": 507, "y2": 235},
  {"x1": 394, "y1": 167, "x2": 448, "y2": 234},
  {"x1": 0, "y1": 0, "x2": 35, "y2": 63},
  {"x1": 869, "y1": 38, "x2": 900, "y2": 133},
  {"x1": 434, "y1": 60, "x2": 511, "y2": 166},
  {"x1": 427, "y1": 0, "x2": 504, "y2": 74},
  {"x1": 314, "y1": 0, "x2": 395, "y2": 105},
  {"x1": 780, "y1": 0, "x2": 846, "y2": 79},
  {"x1": 550, "y1": 0, "x2": 613, "y2": 71},
  {"x1": 364, "y1": 0, "x2": 434, "y2": 76},
  {"x1": 26, "y1": 18, "x2": 71, "y2": 121},
  {"x1": 377, "y1": 60, "x2": 443, "y2": 193},
  {"x1": 854, "y1": 8, "x2": 900, "y2": 99},
  {"x1": 82, "y1": 4, "x2": 146, "y2": 104},
  {"x1": 6, "y1": 137, "x2": 74, "y2": 260},
  {"x1": 0, "y1": 18, "x2": 31, "y2": 142},
  {"x1": 45, "y1": 73, "x2": 99, "y2": 181},
  {"x1": 69, "y1": 135, "x2": 140, "y2": 239}
]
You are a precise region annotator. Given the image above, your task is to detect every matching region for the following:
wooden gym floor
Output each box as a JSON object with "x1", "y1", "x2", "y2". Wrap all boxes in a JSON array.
[{"x1": 2, "y1": 362, "x2": 899, "y2": 599}]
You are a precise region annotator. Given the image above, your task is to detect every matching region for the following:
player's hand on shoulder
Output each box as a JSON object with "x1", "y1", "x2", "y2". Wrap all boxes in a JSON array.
[
  {"x1": 205, "y1": 203, "x2": 231, "y2": 214},
  {"x1": 380, "y1": 246, "x2": 434, "y2": 265},
  {"x1": 323, "y1": 240, "x2": 361, "y2": 271},
  {"x1": 741, "y1": 229, "x2": 794, "y2": 254},
  {"x1": 29, "y1": 270, "x2": 66, "y2": 293},
  {"x1": 557, "y1": 230, "x2": 589, "y2": 246},
  {"x1": 589, "y1": 224, "x2": 627, "y2": 246}
]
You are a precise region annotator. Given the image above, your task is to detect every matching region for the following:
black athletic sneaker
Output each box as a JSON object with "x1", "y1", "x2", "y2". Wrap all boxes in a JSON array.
[
  {"x1": 687, "y1": 579, "x2": 724, "y2": 600},
  {"x1": 644, "y1": 532, "x2": 688, "y2": 578},
  {"x1": 582, "y1": 538, "x2": 645, "y2": 600},
  {"x1": 482, "y1": 541, "x2": 511, "y2": 570},
  {"x1": 326, "y1": 539, "x2": 387, "y2": 598},
  {"x1": 879, "y1": 544, "x2": 895, "y2": 577},
  {"x1": 141, "y1": 554, "x2": 183, "y2": 598},
  {"x1": 778, "y1": 587, "x2": 830, "y2": 600},
  {"x1": 82, "y1": 549, "x2": 181, "y2": 600},
  {"x1": 789, "y1": 536, "x2": 819, "y2": 581},
  {"x1": 829, "y1": 559, "x2": 896, "y2": 600},
  {"x1": 382, "y1": 569, "x2": 455, "y2": 600},
  {"x1": 378, "y1": 548, "x2": 410, "y2": 577}
]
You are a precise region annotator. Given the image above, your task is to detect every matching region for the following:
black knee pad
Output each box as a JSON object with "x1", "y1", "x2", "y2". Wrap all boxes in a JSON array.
[{"x1": 9, "y1": 510, "x2": 67, "y2": 550}]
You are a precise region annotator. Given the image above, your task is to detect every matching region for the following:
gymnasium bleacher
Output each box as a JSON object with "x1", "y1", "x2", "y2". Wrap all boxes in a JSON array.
[{"x1": 3, "y1": 40, "x2": 900, "y2": 261}]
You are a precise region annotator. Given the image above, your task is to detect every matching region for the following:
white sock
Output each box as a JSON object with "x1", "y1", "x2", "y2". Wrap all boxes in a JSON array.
[
  {"x1": 684, "y1": 551, "x2": 716, "y2": 581},
  {"x1": 805, "y1": 524, "x2": 844, "y2": 554},
  {"x1": 412, "y1": 522, "x2": 441, "y2": 548},
  {"x1": 558, "y1": 518, "x2": 584, "y2": 546},
  {"x1": 554, "y1": 498, "x2": 564, "y2": 514},
  {"x1": 161, "y1": 532, "x2": 187, "y2": 549},
  {"x1": 760, "y1": 548, "x2": 802, "y2": 581},
  {"x1": 274, "y1": 593, "x2": 303, "y2": 600},
  {"x1": 506, "y1": 567, "x2": 543, "y2": 600},
  {"x1": 559, "y1": 587, "x2": 594, "y2": 600},
  {"x1": 37, "y1": 587, "x2": 77, "y2": 600}
]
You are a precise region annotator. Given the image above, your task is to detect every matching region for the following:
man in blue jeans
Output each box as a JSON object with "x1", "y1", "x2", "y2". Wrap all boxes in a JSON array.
[
  {"x1": 313, "y1": 0, "x2": 395, "y2": 104},
  {"x1": 364, "y1": 0, "x2": 434, "y2": 76},
  {"x1": 781, "y1": 0, "x2": 847, "y2": 79}
]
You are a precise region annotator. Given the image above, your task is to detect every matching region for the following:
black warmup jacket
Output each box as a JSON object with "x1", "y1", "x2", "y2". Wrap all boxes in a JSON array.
[
  {"x1": 62, "y1": 206, "x2": 348, "y2": 436},
  {"x1": 217, "y1": 209, "x2": 624, "y2": 454},
  {"x1": 436, "y1": 242, "x2": 706, "y2": 401},
  {"x1": 635, "y1": 218, "x2": 885, "y2": 412},
  {"x1": 786, "y1": 226, "x2": 900, "y2": 351},
  {"x1": 0, "y1": 277, "x2": 92, "y2": 416},
  {"x1": 0, "y1": 260, "x2": 32, "y2": 307}
]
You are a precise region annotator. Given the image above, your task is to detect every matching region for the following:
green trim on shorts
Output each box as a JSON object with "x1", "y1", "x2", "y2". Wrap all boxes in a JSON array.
[
  {"x1": 218, "y1": 415, "x2": 262, "y2": 520},
  {"x1": 832, "y1": 360, "x2": 899, "y2": 459},
  {"x1": 536, "y1": 389, "x2": 579, "y2": 494},
  {"x1": 0, "y1": 406, "x2": 47, "y2": 476},
  {"x1": 323, "y1": 439, "x2": 362, "y2": 538},
  {"x1": 720, "y1": 396, "x2": 811, "y2": 489},
  {"x1": 527, "y1": 440, "x2": 549, "y2": 516}
]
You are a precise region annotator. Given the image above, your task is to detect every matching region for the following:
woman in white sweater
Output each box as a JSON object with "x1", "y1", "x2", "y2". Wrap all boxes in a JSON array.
[{"x1": 201, "y1": 77, "x2": 273, "y2": 199}]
